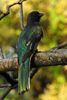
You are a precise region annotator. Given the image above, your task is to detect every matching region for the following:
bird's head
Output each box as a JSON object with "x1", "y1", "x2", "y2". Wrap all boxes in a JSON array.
[{"x1": 27, "y1": 11, "x2": 44, "y2": 25}]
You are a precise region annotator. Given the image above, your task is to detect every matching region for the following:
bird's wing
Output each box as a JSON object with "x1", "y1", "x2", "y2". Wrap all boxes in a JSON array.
[
  {"x1": 22, "y1": 26, "x2": 43, "y2": 62},
  {"x1": 27, "y1": 26, "x2": 43, "y2": 52}
]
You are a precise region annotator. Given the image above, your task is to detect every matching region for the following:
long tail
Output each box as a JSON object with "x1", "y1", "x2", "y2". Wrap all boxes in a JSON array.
[{"x1": 18, "y1": 59, "x2": 30, "y2": 94}]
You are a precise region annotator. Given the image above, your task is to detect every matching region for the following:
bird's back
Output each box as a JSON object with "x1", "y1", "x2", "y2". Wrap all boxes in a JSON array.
[{"x1": 17, "y1": 24, "x2": 42, "y2": 64}]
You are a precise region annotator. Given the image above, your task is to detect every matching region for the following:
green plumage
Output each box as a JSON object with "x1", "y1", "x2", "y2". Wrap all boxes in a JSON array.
[
  {"x1": 17, "y1": 11, "x2": 43, "y2": 93},
  {"x1": 17, "y1": 26, "x2": 32, "y2": 93},
  {"x1": 17, "y1": 25, "x2": 43, "y2": 93},
  {"x1": 18, "y1": 59, "x2": 30, "y2": 92}
]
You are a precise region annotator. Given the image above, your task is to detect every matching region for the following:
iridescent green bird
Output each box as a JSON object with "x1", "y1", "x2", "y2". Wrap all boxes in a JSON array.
[{"x1": 17, "y1": 11, "x2": 44, "y2": 93}]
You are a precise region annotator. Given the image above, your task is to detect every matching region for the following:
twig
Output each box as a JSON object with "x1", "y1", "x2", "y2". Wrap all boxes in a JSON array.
[
  {"x1": 0, "y1": 83, "x2": 18, "y2": 100},
  {"x1": 30, "y1": 68, "x2": 38, "y2": 79},
  {"x1": 0, "y1": 0, "x2": 26, "y2": 20},
  {"x1": 55, "y1": 42, "x2": 67, "y2": 49},
  {"x1": 0, "y1": 47, "x2": 5, "y2": 59},
  {"x1": 0, "y1": 87, "x2": 12, "y2": 100},
  {"x1": 19, "y1": 0, "x2": 24, "y2": 30},
  {"x1": 0, "y1": 68, "x2": 39, "y2": 100},
  {"x1": 0, "y1": 72, "x2": 17, "y2": 86},
  {"x1": 50, "y1": 42, "x2": 67, "y2": 51},
  {"x1": 0, "y1": 84, "x2": 11, "y2": 88}
]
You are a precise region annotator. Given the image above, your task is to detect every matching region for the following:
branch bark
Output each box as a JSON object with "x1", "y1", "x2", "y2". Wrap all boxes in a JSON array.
[
  {"x1": 0, "y1": 0, "x2": 26, "y2": 20},
  {"x1": 19, "y1": 0, "x2": 24, "y2": 30},
  {"x1": 0, "y1": 49, "x2": 67, "y2": 72},
  {"x1": 33, "y1": 49, "x2": 67, "y2": 67}
]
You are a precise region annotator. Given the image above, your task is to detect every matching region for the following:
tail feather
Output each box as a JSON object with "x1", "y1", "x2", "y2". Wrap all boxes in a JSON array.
[{"x1": 18, "y1": 59, "x2": 30, "y2": 93}]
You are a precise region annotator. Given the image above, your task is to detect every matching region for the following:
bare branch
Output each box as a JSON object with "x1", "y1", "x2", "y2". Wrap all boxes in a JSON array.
[
  {"x1": 0, "y1": 46, "x2": 67, "y2": 98},
  {"x1": 19, "y1": 0, "x2": 24, "y2": 30},
  {"x1": 0, "y1": 87, "x2": 12, "y2": 100},
  {"x1": 55, "y1": 42, "x2": 67, "y2": 49},
  {"x1": 0, "y1": 56, "x2": 18, "y2": 72},
  {"x1": 0, "y1": 84, "x2": 11, "y2": 88},
  {"x1": 50, "y1": 41, "x2": 67, "y2": 51},
  {"x1": 33, "y1": 49, "x2": 67, "y2": 67},
  {"x1": 0, "y1": 83, "x2": 18, "y2": 100},
  {"x1": 0, "y1": 48, "x2": 67, "y2": 72},
  {"x1": 30, "y1": 68, "x2": 38, "y2": 79},
  {"x1": 0, "y1": 0, "x2": 26, "y2": 20},
  {"x1": 0, "y1": 48, "x2": 4, "y2": 58}
]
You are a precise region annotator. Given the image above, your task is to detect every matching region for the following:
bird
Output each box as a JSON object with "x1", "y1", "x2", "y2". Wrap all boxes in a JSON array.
[{"x1": 17, "y1": 11, "x2": 44, "y2": 94}]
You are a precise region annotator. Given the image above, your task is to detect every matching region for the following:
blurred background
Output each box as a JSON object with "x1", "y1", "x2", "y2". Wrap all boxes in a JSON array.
[{"x1": 0, "y1": 0, "x2": 67, "y2": 100}]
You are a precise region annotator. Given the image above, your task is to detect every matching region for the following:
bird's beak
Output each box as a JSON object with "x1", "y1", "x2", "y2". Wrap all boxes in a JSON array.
[{"x1": 39, "y1": 13, "x2": 44, "y2": 17}]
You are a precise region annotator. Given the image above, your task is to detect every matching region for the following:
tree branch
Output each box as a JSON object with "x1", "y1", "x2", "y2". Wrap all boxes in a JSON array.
[
  {"x1": 0, "y1": 87, "x2": 13, "y2": 100},
  {"x1": 0, "y1": 84, "x2": 11, "y2": 88},
  {"x1": 33, "y1": 49, "x2": 67, "y2": 67},
  {"x1": 19, "y1": 0, "x2": 24, "y2": 30},
  {"x1": 0, "y1": 43, "x2": 67, "y2": 99},
  {"x1": 50, "y1": 42, "x2": 67, "y2": 51},
  {"x1": 0, "y1": 48, "x2": 67, "y2": 72},
  {"x1": 0, "y1": 0, "x2": 26, "y2": 20}
]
